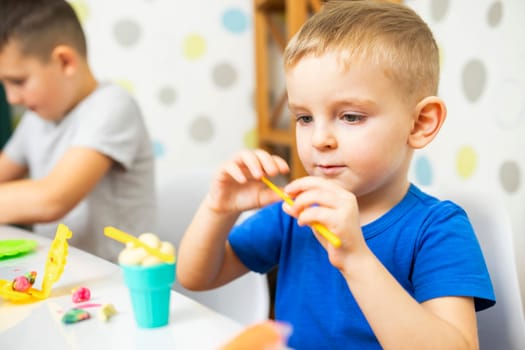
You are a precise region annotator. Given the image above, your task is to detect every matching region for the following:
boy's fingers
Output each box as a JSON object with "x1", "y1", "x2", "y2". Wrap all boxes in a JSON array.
[
  {"x1": 271, "y1": 155, "x2": 290, "y2": 174},
  {"x1": 285, "y1": 176, "x2": 337, "y2": 195},
  {"x1": 237, "y1": 149, "x2": 289, "y2": 179},
  {"x1": 253, "y1": 149, "x2": 281, "y2": 177},
  {"x1": 236, "y1": 150, "x2": 265, "y2": 179},
  {"x1": 222, "y1": 149, "x2": 290, "y2": 186},
  {"x1": 222, "y1": 162, "x2": 248, "y2": 183}
]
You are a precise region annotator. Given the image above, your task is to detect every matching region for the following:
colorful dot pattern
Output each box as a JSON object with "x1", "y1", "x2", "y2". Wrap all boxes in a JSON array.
[
  {"x1": 183, "y1": 34, "x2": 207, "y2": 60},
  {"x1": 409, "y1": 0, "x2": 522, "y2": 196},
  {"x1": 77, "y1": 1, "x2": 252, "y2": 169}
]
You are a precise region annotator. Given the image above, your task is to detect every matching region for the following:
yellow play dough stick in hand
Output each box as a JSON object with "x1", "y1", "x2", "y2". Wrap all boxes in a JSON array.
[
  {"x1": 261, "y1": 176, "x2": 342, "y2": 248},
  {"x1": 104, "y1": 226, "x2": 175, "y2": 264}
]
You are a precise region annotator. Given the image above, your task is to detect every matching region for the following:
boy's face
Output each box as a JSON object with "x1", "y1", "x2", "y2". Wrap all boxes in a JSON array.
[
  {"x1": 285, "y1": 52, "x2": 416, "y2": 198},
  {"x1": 0, "y1": 40, "x2": 72, "y2": 122}
]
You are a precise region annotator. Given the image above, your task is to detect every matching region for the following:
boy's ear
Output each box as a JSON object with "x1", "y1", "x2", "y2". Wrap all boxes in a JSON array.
[
  {"x1": 408, "y1": 96, "x2": 447, "y2": 149},
  {"x1": 50, "y1": 45, "x2": 78, "y2": 76}
]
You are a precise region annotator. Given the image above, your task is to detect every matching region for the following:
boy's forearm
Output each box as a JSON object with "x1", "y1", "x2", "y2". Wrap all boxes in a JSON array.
[
  {"x1": 177, "y1": 196, "x2": 241, "y2": 291},
  {"x1": 0, "y1": 153, "x2": 28, "y2": 183},
  {"x1": 341, "y1": 251, "x2": 477, "y2": 350},
  {"x1": 0, "y1": 148, "x2": 110, "y2": 225},
  {"x1": 0, "y1": 179, "x2": 68, "y2": 224}
]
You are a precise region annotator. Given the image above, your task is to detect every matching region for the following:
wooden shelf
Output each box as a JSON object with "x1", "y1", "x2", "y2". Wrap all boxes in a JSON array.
[
  {"x1": 256, "y1": 0, "x2": 323, "y2": 12},
  {"x1": 255, "y1": 0, "x2": 284, "y2": 12},
  {"x1": 254, "y1": 0, "x2": 324, "y2": 180}
]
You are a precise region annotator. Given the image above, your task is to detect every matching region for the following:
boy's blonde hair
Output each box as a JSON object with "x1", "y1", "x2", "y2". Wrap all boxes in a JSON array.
[
  {"x1": 0, "y1": 0, "x2": 86, "y2": 61},
  {"x1": 284, "y1": 0, "x2": 440, "y2": 103}
]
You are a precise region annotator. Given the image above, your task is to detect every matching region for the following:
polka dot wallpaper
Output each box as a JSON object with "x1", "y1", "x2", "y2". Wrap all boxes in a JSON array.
[
  {"x1": 406, "y1": 0, "x2": 525, "y2": 304},
  {"x1": 70, "y1": 0, "x2": 256, "y2": 184},
  {"x1": 71, "y1": 0, "x2": 524, "y2": 304}
]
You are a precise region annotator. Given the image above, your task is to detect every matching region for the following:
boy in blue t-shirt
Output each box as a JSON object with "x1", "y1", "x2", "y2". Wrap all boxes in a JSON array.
[{"x1": 177, "y1": 1, "x2": 495, "y2": 348}]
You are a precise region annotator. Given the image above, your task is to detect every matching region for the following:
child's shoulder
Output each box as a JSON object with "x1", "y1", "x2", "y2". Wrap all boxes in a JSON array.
[
  {"x1": 409, "y1": 184, "x2": 462, "y2": 209},
  {"x1": 78, "y1": 83, "x2": 141, "y2": 114},
  {"x1": 405, "y1": 184, "x2": 469, "y2": 223},
  {"x1": 88, "y1": 83, "x2": 135, "y2": 102}
]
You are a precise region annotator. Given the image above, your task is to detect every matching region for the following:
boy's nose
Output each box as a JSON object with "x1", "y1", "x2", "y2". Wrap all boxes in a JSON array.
[
  {"x1": 5, "y1": 87, "x2": 22, "y2": 105},
  {"x1": 312, "y1": 126, "x2": 337, "y2": 149}
]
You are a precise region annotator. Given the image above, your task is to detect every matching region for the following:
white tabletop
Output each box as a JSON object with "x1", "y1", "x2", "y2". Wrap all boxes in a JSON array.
[{"x1": 0, "y1": 225, "x2": 243, "y2": 349}]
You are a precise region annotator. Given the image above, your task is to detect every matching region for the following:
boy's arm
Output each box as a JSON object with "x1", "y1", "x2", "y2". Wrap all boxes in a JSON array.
[
  {"x1": 283, "y1": 177, "x2": 479, "y2": 349},
  {"x1": 0, "y1": 152, "x2": 27, "y2": 182},
  {"x1": 341, "y1": 251, "x2": 478, "y2": 349},
  {"x1": 177, "y1": 149, "x2": 290, "y2": 291},
  {"x1": 177, "y1": 197, "x2": 250, "y2": 290},
  {"x1": 0, "y1": 147, "x2": 112, "y2": 224}
]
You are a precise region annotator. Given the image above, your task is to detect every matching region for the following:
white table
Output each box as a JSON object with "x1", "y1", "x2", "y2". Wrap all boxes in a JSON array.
[{"x1": 0, "y1": 225, "x2": 243, "y2": 349}]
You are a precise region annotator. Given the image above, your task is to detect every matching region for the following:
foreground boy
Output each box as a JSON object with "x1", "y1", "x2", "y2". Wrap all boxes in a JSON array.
[
  {"x1": 178, "y1": 1, "x2": 495, "y2": 348},
  {"x1": 0, "y1": 0, "x2": 155, "y2": 261}
]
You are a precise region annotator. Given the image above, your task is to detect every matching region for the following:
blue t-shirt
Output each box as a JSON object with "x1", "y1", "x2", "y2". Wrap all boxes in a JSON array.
[{"x1": 229, "y1": 184, "x2": 495, "y2": 349}]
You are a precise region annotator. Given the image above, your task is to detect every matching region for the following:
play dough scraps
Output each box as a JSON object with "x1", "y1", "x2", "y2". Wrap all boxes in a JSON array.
[{"x1": 12, "y1": 271, "x2": 37, "y2": 292}]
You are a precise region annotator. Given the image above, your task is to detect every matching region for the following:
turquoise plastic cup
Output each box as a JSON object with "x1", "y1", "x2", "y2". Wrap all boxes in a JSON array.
[{"x1": 121, "y1": 263, "x2": 175, "y2": 328}]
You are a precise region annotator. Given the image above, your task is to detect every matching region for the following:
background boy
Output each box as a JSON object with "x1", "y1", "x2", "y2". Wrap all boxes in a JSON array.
[
  {"x1": 177, "y1": 1, "x2": 495, "y2": 349},
  {"x1": 0, "y1": 0, "x2": 155, "y2": 262}
]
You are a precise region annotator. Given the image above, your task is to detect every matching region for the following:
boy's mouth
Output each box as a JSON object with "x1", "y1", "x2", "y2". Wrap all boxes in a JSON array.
[{"x1": 316, "y1": 164, "x2": 345, "y2": 176}]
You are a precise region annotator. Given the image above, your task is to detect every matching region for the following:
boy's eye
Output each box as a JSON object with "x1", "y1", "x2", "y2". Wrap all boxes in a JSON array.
[
  {"x1": 296, "y1": 115, "x2": 313, "y2": 124},
  {"x1": 342, "y1": 113, "x2": 364, "y2": 123},
  {"x1": 7, "y1": 78, "x2": 25, "y2": 86}
]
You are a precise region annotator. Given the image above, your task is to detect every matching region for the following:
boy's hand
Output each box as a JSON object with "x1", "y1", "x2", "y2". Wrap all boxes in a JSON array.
[
  {"x1": 282, "y1": 176, "x2": 368, "y2": 270},
  {"x1": 206, "y1": 149, "x2": 290, "y2": 214}
]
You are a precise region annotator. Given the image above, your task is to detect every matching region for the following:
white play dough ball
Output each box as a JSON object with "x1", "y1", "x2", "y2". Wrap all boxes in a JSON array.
[
  {"x1": 138, "y1": 232, "x2": 161, "y2": 248},
  {"x1": 159, "y1": 241, "x2": 176, "y2": 256}
]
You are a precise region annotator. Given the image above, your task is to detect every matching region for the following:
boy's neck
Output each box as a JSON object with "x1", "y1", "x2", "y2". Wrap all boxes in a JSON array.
[
  {"x1": 356, "y1": 155, "x2": 413, "y2": 226},
  {"x1": 357, "y1": 180, "x2": 411, "y2": 226},
  {"x1": 75, "y1": 64, "x2": 98, "y2": 103},
  {"x1": 65, "y1": 62, "x2": 99, "y2": 117}
]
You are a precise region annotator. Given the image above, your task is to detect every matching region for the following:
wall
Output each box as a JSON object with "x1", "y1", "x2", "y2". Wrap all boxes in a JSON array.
[
  {"x1": 72, "y1": 0, "x2": 256, "y2": 189},
  {"x1": 406, "y1": 0, "x2": 525, "y2": 309},
  {"x1": 75, "y1": 0, "x2": 524, "y2": 307}
]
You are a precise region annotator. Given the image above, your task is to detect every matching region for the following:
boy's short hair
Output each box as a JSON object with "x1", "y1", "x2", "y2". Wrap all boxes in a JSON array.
[
  {"x1": 0, "y1": 0, "x2": 86, "y2": 61},
  {"x1": 284, "y1": 0, "x2": 440, "y2": 102}
]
